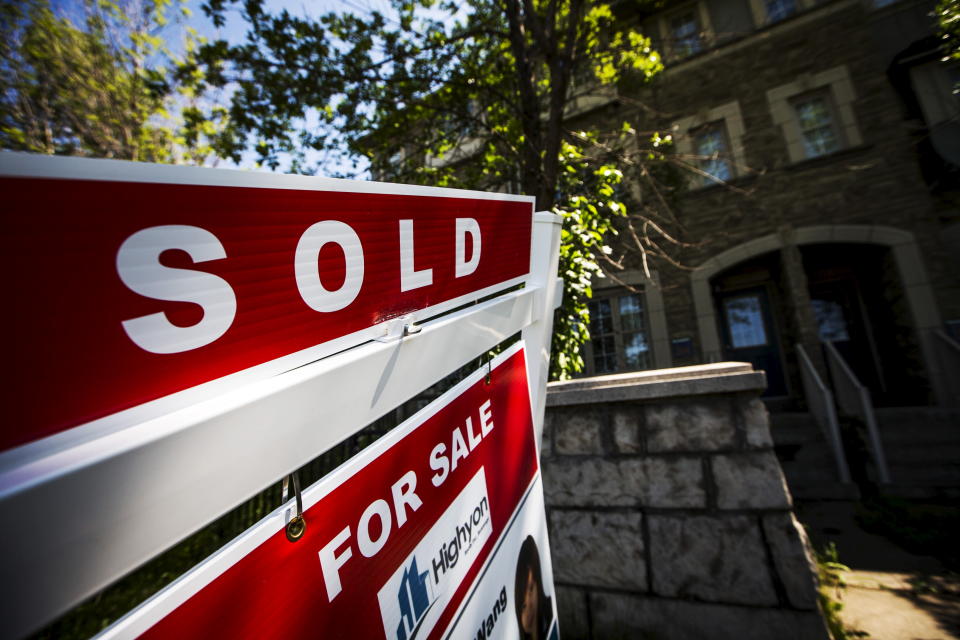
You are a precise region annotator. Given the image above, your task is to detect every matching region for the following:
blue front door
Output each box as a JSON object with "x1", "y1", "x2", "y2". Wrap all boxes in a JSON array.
[{"x1": 719, "y1": 287, "x2": 788, "y2": 396}]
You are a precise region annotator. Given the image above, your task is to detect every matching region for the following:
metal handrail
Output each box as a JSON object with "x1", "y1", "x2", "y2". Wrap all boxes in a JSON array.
[
  {"x1": 933, "y1": 330, "x2": 960, "y2": 408},
  {"x1": 823, "y1": 340, "x2": 891, "y2": 484},
  {"x1": 796, "y1": 344, "x2": 852, "y2": 483}
]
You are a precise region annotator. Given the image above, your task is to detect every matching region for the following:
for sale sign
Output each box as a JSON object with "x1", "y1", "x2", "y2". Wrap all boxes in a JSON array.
[
  {"x1": 0, "y1": 156, "x2": 533, "y2": 453},
  {"x1": 96, "y1": 343, "x2": 558, "y2": 640}
]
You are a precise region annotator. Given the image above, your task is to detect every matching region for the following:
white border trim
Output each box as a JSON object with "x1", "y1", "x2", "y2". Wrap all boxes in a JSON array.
[
  {"x1": 0, "y1": 152, "x2": 536, "y2": 203},
  {"x1": 93, "y1": 342, "x2": 527, "y2": 640}
]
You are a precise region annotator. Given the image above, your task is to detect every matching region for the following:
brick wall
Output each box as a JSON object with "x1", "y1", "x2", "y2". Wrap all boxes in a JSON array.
[{"x1": 542, "y1": 363, "x2": 828, "y2": 639}]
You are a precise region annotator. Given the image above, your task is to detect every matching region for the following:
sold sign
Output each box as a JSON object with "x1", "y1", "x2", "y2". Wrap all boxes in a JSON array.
[{"x1": 0, "y1": 160, "x2": 532, "y2": 453}]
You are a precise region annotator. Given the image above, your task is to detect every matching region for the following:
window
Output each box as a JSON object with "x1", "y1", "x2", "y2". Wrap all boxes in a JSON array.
[
  {"x1": 588, "y1": 298, "x2": 617, "y2": 374},
  {"x1": 766, "y1": 66, "x2": 862, "y2": 164},
  {"x1": 693, "y1": 122, "x2": 732, "y2": 185},
  {"x1": 792, "y1": 93, "x2": 841, "y2": 158},
  {"x1": 748, "y1": 0, "x2": 815, "y2": 29},
  {"x1": 619, "y1": 295, "x2": 651, "y2": 369},
  {"x1": 910, "y1": 61, "x2": 960, "y2": 128},
  {"x1": 583, "y1": 292, "x2": 653, "y2": 375},
  {"x1": 723, "y1": 295, "x2": 768, "y2": 348},
  {"x1": 654, "y1": 2, "x2": 714, "y2": 64},
  {"x1": 672, "y1": 101, "x2": 747, "y2": 188},
  {"x1": 811, "y1": 299, "x2": 850, "y2": 342},
  {"x1": 764, "y1": 0, "x2": 797, "y2": 22},
  {"x1": 669, "y1": 11, "x2": 702, "y2": 58}
]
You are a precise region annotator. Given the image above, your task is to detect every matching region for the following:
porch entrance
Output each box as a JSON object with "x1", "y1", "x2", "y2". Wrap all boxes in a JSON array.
[
  {"x1": 802, "y1": 243, "x2": 927, "y2": 406},
  {"x1": 709, "y1": 242, "x2": 927, "y2": 404}
]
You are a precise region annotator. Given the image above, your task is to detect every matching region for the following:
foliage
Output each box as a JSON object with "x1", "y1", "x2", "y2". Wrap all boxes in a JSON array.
[
  {"x1": 0, "y1": 0, "x2": 227, "y2": 163},
  {"x1": 194, "y1": 0, "x2": 683, "y2": 378},
  {"x1": 814, "y1": 543, "x2": 868, "y2": 640},
  {"x1": 936, "y1": 0, "x2": 960, "y2": 63}
]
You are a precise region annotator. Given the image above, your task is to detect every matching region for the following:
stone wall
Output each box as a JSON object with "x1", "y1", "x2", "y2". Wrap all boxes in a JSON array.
[{"x1": 542, "y1": 363, "x2": 828, "y2": 639}]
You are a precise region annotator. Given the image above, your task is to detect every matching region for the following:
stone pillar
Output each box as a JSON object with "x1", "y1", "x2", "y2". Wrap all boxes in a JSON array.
[{"x1": 542, "y1": 363, "x2": 829, "y2": 640}]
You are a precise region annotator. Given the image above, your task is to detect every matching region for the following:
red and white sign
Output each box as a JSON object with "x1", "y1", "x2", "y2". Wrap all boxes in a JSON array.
[
  {"x1": 96, "y1": 344, "x2": 556, "y2": 640},
  {"x1": 0, "y1": 160, "x2": 532, "y2": 452}
]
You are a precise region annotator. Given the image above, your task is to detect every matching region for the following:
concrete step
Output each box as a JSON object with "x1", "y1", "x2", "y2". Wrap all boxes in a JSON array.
[
  {"x1": 772, "y1": 407, "x2": 960, "y2": 497},
  {"x1": 769, "y1": 412, "x2": 822, "y2": 446},
  {"x1": 882, "y1": 442, "x2": 960, "y2": 464},
  {"x1": 875, "y1": 406, "x2": 960, "y2": 424},
  {"x1": 879, "y1": 424, "x2": 959, "y2": 446},
  {"x1": 881, "y1": 484, "x2": 960, "y2": 500},
  {"x1": 887, "y1": 463, "x2": 960, "y2": 487},
  {"x1": 874, "y1": 407, "x2": 960, "y2": 445},
  {"x1": 871, "y1": 407, "x2": 960, "y2": 493},
  {"x1": 770, "y1": 411, "x2": 857, "y2": 499}
]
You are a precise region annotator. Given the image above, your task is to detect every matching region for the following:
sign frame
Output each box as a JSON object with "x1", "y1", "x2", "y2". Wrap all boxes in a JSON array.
[
  {"x1": 93, "y1": 342, "x2": 554, "y2": 640},
  {"x1": 0, "y1": 153, "x2": 562, "y2": 639}
]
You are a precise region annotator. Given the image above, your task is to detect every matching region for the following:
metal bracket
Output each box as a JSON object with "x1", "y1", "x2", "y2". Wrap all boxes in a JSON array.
[
  {"x1": 372, "y1": 314, "x2": 418, "y2": 343},
  {"x1": 284, "y1": 472, "x2": 305, "y2": 542}
]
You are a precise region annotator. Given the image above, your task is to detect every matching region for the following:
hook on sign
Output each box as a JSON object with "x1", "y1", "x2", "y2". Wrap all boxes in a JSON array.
[
  {"x1": 485, "y1": 358, "x2": 492, "y2": 385},
  {"x1": 285, "y1": 472, "x2": 306, "y2": 542}
]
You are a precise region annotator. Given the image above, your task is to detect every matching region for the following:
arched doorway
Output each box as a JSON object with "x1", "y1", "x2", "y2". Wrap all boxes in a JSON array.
[{"x1": 690, "y1": 225, "x2": 943, "y2": 404}]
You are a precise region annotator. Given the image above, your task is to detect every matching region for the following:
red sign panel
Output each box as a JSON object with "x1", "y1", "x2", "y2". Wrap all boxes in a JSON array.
[
  {"x1": 106, "y1": 346, "x2": 542, "y2": 639},
  {"x1": 0, "y1": 170, "x2": 532, "y2": 452}
]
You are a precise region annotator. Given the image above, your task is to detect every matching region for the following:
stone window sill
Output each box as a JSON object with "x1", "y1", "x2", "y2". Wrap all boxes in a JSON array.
[{"x1": 783, "y1": 143, "x2": 873, "y2": 171}]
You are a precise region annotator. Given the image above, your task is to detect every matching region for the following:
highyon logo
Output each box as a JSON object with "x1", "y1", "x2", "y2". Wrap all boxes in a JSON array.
[
  {"x1": 379, "y1": 469, "x2": 492, "y2": 640},
  {"x1": 393, "y1": 557, "x2": 435, "y2": 640},
  {"x1": 430, "y1": 495, "x2": 489, "y2": 583}
]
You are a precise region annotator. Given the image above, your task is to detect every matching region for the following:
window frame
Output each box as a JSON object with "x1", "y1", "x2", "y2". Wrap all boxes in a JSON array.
[
  {"x1": 673, "y1": 101, "x2": 748, "y2": 189},
  {"x1": 790, "y1": 89, "x2": 845, "y2": 159},
  {"x1": 764, "y1": 0, "x2": 799, "y2": 23},
  {"x1": 748, "y1": 0, "x2": 816, "y2": 27},
  {"x1": 656, "y1": 1, "x2": 714, "y2": 63},
  {"x1": 909, "y1": 60, "x2": 960, "y2": 128},
  {"x1": 766, "y1": 66, "x2": 863, "y2": 164},
  {"x1": 581, "y1": 289, "x2": 655, "y2": 376},
  {"x1": 722, "y1": 293, "x2": 771, "y2": 349},
  {"x1": 667, "y1": 9, "x2": 704, "y2": 59},
  {"x1": 691, "y1": 120, "x2": 735, "y2": 186}
]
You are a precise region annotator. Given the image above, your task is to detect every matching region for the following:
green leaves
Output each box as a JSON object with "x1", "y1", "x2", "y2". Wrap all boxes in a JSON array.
[
  {"x1": 186, "y1": 0, "x2": 673, "y2": 378},
  {"x1": 938, "y1": 0, "x2": 960, "y2": 65},
  {"x1": 0, "y1": 0, "x2": 225, "y2": 164},
  {"x1": 548, "y1": 139, "x2": 630, "y2": 378}
]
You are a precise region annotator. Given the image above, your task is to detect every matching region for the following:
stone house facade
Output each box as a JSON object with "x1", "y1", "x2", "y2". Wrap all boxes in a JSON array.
[{"x1": 570, "y1": 0, "x2": 960, "y2": 417}]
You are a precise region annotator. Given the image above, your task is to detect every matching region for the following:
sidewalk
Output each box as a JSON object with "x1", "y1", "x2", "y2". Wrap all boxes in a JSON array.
[{"x1": 796, "y1": 501, "x2": 960, "y2": 640}]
